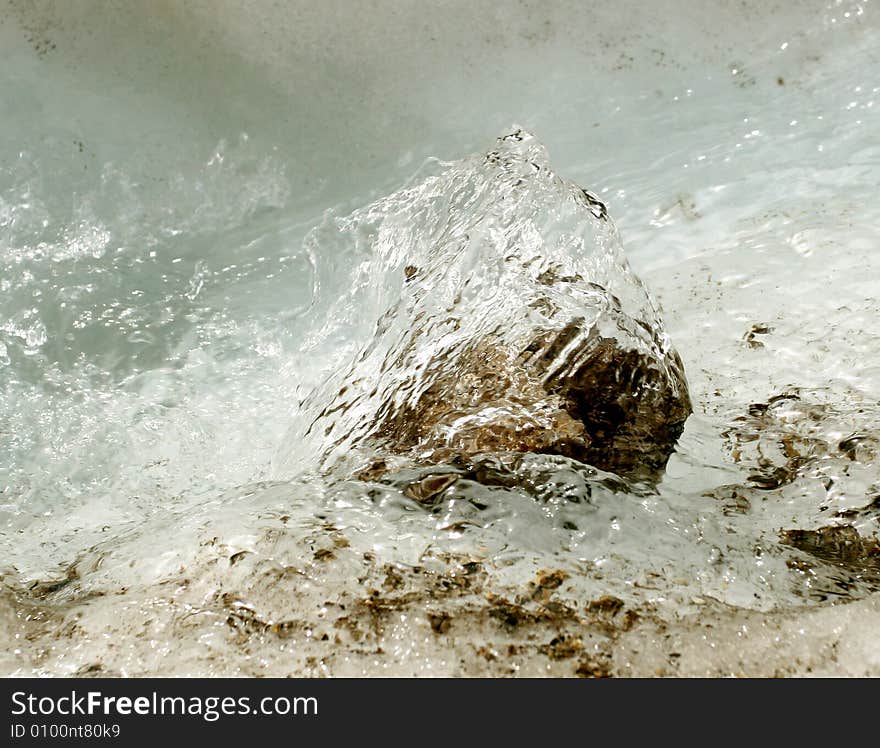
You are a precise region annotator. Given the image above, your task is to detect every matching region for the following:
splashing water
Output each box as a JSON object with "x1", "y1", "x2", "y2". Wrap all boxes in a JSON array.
[
  {"x1": 276, "y1": 129, "x2": 690, "y2": 483},
  {"x1": 2, "y1": 2, "x2": 880, "y2": 677}
]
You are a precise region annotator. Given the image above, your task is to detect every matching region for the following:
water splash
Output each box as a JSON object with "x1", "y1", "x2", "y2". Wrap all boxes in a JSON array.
[
  {"x1": 3, "y1": 7, "x2": 880, "y2": 674},
  {"x1": 276, "y1": 129, "x2": 690, "y2": 484}
]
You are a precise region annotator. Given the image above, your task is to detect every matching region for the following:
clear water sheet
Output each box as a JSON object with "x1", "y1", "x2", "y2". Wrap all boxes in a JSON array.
[
  {"x1": 1, "y1": 1, "x2": 879, "y2": 676},
  {"x1": 275, "y1": 129, "x2": 689, "y2": 479}
]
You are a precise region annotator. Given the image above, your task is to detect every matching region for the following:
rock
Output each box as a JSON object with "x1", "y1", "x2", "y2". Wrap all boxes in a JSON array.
[
  {"x1": 373, "y1": 325, "x2": 690, "y2": 480},
  {"x1": 279, "y1": 129, "x2": 691, "y2": 484}
]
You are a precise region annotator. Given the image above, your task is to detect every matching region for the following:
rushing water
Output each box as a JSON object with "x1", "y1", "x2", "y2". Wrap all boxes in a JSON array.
[{"x1": 2, "y1": 2, "x2": 880, "y2": 675}]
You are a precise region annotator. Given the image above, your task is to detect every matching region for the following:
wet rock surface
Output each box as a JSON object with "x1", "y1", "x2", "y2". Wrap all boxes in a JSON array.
[
  {"x1": 373, "y1": 329, "x2": 691, "y2": 482},
  {"x1": 279, "y1": 130, "x2": 691, "y2": 485}
]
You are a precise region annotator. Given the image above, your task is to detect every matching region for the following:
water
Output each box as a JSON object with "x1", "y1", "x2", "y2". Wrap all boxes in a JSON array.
[
  {"x1": 274, "y1": 129, "x2": 691, "y2": 482},
  {"x1": 2, "y1": 1, "x2": 880, "y2": 676}
]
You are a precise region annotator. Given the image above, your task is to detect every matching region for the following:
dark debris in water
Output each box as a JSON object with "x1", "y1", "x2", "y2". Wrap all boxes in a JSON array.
[
  {"x1": 743, "y1": 323, "x2": 773, "y2": 349},
  {"x1": 724, "y1": 391, "x2": 857, "y2": 492},
  {"x1": 427, "y1": 611, "x2": 452, "y2": 635},
  {"x1": 538, "y1": 634, "x2": 583, "y2": 660},
  {"x1": 714, "y1": 390, "x2": 880, "y2": 602},
  {"x1": 574, "y1": 656, "x2": 612, "y2": 678},
  {"x1": 781, "y1": 526, "x2": 880, "y2": 575}
]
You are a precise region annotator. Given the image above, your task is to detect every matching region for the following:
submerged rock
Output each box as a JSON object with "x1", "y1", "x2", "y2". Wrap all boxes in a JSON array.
[
  {"x1": 371, "y1": 324, "x2": 690, "y2": 480},
  {"x1": 781, "y1": 526, "x2": 880, "y2": 572},
  {"x1": 279, "y1": 129, "x2": 691, "y2": 483}
]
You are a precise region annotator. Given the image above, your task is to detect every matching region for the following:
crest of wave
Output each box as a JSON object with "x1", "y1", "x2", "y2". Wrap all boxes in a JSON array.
[{"x1": 275, "y1": 128, "x2": 687, "y2": 479}]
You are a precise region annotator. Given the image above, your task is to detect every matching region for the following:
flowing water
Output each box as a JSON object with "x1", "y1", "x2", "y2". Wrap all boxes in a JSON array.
[{"x1": 1, "y1": 1, "x2": 879, "y2": 676}]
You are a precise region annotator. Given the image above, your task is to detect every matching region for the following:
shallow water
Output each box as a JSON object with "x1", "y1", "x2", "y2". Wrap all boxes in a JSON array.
[{"x1": 2, "y1": 1, "x2": 880, "y2": 676}]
